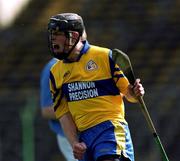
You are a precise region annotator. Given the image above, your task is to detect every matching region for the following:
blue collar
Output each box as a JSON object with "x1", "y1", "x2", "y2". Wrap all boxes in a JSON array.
[{"x1": 80, "y1": 40, "x2": 90, "y2": 54}]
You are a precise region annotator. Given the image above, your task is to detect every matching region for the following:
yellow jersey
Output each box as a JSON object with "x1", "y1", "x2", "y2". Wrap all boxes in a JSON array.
[{"x1": 50, "y1": 41, "x2": 129, "y2": 131}]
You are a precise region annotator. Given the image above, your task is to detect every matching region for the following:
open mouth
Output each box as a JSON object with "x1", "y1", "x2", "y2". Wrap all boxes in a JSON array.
[{"x1": 53, "y1": 44, "x2": 60, "y2": 50}]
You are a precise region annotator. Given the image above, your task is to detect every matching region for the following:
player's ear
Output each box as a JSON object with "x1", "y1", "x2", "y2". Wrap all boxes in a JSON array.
[
  {"x1": 71, "y1": 31, "x2": 80, "y2": 39},
  {"x1": 69, "y1": 31, "x2": 80, "y2": 45}
]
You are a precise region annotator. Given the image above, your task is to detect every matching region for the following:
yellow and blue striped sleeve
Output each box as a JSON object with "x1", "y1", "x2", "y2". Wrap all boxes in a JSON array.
[
  {"x1": 49, "y1": 71, "x2": 69, "y2": 119},
  {"x1": 109, "y1": 52, "x2": 129, "y2": 95}
]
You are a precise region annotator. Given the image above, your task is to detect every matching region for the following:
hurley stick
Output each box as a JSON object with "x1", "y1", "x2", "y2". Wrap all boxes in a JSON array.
[{"x1": 112, "y1": 48, "x2": 169, "y2": 161}]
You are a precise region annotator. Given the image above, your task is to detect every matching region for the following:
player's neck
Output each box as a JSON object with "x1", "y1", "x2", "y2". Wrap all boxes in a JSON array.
[{"x1": 67, "y1": 41, "x2": 83, "y2": 62}]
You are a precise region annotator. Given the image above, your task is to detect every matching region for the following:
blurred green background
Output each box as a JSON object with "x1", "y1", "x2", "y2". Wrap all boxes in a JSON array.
[{"x1": 0, "y1": 0, "x2": 179, "y2": 161}]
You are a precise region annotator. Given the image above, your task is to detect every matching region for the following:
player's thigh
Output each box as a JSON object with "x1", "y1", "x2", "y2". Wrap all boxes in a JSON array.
[
  {"x1": 93, "y1": 126, "x2": 125, "y2": 160},
  {"x1": 94, "y1": 121, "x2": 133, "y2": 161}
]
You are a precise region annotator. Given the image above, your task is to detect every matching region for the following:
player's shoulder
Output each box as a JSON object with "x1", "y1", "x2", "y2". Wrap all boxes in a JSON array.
[
  {"x1": 90, "y1": 45, "x2": 110, "y2": 53},
  {"x1": 89, "y1": 45, "x2": 111, "y2": 59},
  {"x1": 49, "y1": 58, "x2": 61, "y2": 72}
]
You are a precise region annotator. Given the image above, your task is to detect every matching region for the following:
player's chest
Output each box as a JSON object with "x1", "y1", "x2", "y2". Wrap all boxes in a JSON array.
[{"x1": 62, "y1": 58, "x2": 109, "y2": 83}]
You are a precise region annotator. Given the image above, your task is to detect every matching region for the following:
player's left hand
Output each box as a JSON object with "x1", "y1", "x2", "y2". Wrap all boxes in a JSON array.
[{"x1": 133, "y1": 78, "x2": 145, "y2": 97}]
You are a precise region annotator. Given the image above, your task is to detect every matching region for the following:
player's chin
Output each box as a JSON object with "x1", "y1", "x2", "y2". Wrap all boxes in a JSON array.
[
  {"x1": 53, "y1": 51, "x2": 64, "y2": 58},
  {"x1": 53, "y1": 48, "x2": 63, "y2": 54}
]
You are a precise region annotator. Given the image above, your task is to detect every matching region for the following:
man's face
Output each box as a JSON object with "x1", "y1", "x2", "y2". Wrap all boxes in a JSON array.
[
  {"x1": 50, "y1": 30, "x2": 79, "y2": 56},
  {"x1": 50, "y1": 31, "x2": 67, "y2": 54}
]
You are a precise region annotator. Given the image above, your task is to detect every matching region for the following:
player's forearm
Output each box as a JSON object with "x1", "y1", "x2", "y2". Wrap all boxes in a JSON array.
[
  {"x1": 59, "y1": 112, "x2": 79, "y2": 147},
  {"x1": 125, "y1": 84, "x2": 138, "y2": 103}
]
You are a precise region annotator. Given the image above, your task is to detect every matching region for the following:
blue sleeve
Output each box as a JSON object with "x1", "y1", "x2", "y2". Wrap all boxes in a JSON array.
[{"x1": 40, "y1": 64, "x2": 53, "y2": 108}]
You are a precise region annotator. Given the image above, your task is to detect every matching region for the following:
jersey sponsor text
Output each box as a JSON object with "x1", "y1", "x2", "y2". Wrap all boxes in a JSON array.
[{"x1": 68, "y1": 81, "x2": 99, "y2": 101}]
